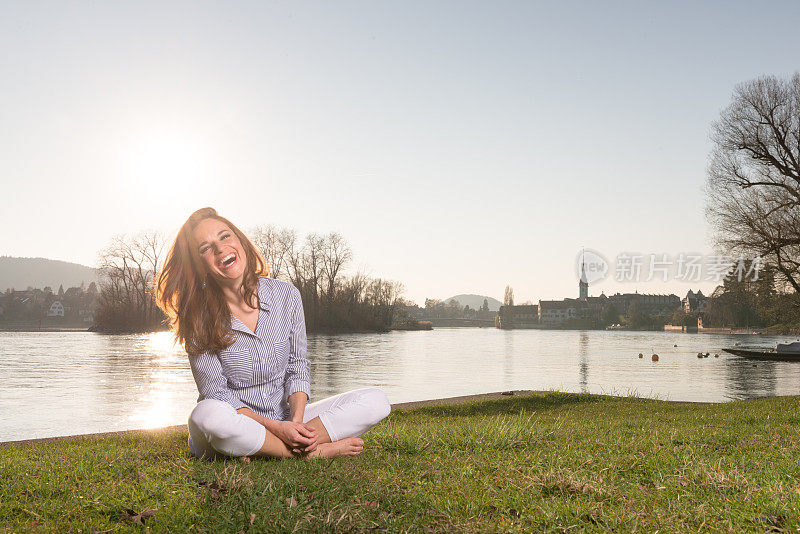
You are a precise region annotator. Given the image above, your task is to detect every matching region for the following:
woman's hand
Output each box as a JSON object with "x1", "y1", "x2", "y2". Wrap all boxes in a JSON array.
[
  {"x1": 237, "y1": 407, "x2": 318, "y2": 455},
  {"x1": 274, "y1": 421, "x2": 318, "y2": 454}
]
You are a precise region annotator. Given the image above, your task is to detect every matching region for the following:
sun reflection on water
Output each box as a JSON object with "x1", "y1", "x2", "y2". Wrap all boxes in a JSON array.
[
  {"x1": 129, "y1": 331, "x2": 190, "y2": 428},
  {"x1": 130, "y1": 388, "x2": 180, "y2": 429},
  {"x1": 147, "y1": 331, "x2": 180, "y2": 354}
]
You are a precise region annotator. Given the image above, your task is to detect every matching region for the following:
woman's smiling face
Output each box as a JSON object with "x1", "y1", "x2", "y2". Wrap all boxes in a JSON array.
[{"x1": 192, "y1": 217, "x2": 247, "y2": 285}]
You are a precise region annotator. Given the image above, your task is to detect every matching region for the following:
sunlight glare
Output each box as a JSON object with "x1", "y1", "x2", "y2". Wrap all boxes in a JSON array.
[
  {"x1": 123, "y1": 132, "x2": 209, "y2": 199},
  {"x1": 147, "y1": 331, "x2": 180, "y2": 354},
  {"x1": 130, "y1": 388, "x2": 177, "y2": 429}
]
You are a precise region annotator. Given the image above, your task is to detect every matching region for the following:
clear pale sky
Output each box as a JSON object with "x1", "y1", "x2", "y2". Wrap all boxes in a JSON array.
[{"x1": 2, "y1": 1, "x2": 799, "y2": 305}]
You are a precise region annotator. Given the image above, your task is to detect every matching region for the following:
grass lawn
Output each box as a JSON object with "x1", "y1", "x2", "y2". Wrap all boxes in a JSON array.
[{"x1": 2, "y1": 392, "x2": 800, "y2": 532}]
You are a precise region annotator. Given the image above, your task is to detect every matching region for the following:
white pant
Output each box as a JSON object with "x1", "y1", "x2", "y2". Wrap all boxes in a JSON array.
[{"x1": 187, "y1": 387, "x2": 391, "y2": 459}]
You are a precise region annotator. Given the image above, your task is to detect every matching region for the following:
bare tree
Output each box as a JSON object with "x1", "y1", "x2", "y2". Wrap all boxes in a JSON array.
[
  {"x1": 95, "y1": 231, "x2": 166, "y2": 332},
  {"x1": 277, "y1": 228, "x2": 302, "y2": 286},
  {"x1": 96, "y1": 219, "x2": 406, "y2": 333},
  {"x1": 706, "y1": 73, "x2": 800, "y2": 292},
  {"x1": 251, "y1": 224, "x2": 293, "y2": 280},
  {"x1": 300, "y1": 233, "x2": 325, "y2": 299},
  {"x1": 503, "y1": 285, "x2": 514, "y2": 306},
  {"x1": 341, "y1": 268, "x2": 370, "y2": 308},
  {"x1": 134, "y1": 231, "x2": 165, "y2": 324},
  {"x1": 320, "y1": 232, "x2": 352, "y2": 299}
]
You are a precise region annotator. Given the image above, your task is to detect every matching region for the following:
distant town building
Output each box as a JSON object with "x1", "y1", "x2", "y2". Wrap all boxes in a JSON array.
[
  {"x1": 1, "y1": 283, "x2": 98, "y2": 324},
  {"x1": 584, "y1": 294, "x2": 608, "y2": 320},
  {"x1": 497, "y1": 260, "x2": 681, "y2": 329},
  {"x1": 538, "y1": 299, "x2": 578, "y2": 325},
  {"x1": 47, "y1": 300, "x2": 65, "y2": 317},
  {"x1": 496, "y1": 304, "x2": 539, "y2": 329},
  {"x1": 579, "y1": 261, "x2": 588, "y2": 301},
  {"x1": 78, "y1": 309, "x2": 94, "y2": 323},
  {"x1": 63, "y1": 286, "x2": 82, "y2": 300},
  {"x1": 608, "y1": 292, "x2": 680, "y2": 317},
  {"x1": 682, "y1": 290, "x2": 707, "y2": 313}
]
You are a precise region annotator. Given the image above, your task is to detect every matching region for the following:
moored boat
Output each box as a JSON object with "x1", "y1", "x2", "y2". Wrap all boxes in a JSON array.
[{"x1": 723, "y1": 341, "x2": 800, "y2": 361}]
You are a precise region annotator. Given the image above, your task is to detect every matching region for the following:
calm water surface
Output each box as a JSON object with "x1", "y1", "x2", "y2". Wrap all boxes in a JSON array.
[{"x1": 1, "y1": 328, "x2": 799, "y2": 442}]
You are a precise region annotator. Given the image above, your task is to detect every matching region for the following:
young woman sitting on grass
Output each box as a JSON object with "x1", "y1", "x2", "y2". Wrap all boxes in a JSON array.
[{"x1": 155, "y1": 207, "x2": 390, "y2": 460}]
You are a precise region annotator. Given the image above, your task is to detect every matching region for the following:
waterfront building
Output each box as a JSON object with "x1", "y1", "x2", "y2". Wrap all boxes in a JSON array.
[
  {"x1": 496, "y1": 259, "x2": 680, "y2": 329},
  {"x1": 538, "y1": 299, "x2": 579, "y2": 325},
  {"x1": 47, "y1": 300, "x2": 65, "y2": 317},
  {"x1": 682, "y1": 290, "x2": 707, "y2": 313},
  {"x1": 496, "y1": 304, "x2": 539, "y2": 329},
  {"x1": 579, "y1": 261, "x2": 588, "y2": 301},
  {"x1": 1, "y1": 284, "x2": 98, "y2": 324},
  {"x1": 584, "y1": 294, "x2": 608, "y2": 320},
  {"x1": 608, "y1": 292, "x2": 680, "y2": 316}
]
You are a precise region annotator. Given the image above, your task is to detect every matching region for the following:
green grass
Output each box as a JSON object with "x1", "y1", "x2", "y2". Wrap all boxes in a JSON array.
[{"x1": 3, "y1": 392, "x2": 800, "y2": 532}]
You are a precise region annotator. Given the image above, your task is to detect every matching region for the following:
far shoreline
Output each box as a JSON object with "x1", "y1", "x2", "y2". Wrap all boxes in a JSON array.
[{"x1": 1, "y1": 325, "x2": 795, "y2": 335}]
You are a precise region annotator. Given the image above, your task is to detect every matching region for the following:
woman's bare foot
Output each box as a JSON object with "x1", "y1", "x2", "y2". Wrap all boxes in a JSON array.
[{"x1": 307, "y1": 437, "x2": 364, "y2": 459}]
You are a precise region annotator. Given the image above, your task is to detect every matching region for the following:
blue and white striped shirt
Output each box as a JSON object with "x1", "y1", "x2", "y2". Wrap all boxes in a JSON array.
[{"x1": 188, "y1": 277, "x2": 311, "y2": 421}]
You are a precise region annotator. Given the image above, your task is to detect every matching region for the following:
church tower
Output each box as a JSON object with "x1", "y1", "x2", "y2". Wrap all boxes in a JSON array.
[{"x1": 579, "y1": 254, "x2": 589, "y2": 301}]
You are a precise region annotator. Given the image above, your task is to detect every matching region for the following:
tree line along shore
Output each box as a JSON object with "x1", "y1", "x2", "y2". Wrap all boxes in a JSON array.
[{"x1": 0, "y1": 229, "x2": 405, "y2": 335}]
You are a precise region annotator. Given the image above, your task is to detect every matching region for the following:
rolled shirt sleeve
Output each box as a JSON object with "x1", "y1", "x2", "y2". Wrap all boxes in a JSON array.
[
  {"x1": 284, "y1": 287, "x2": 311, "y2": 398},
  {"x1": 189, "y1": 350, "x2": 248, "y2": 410}
]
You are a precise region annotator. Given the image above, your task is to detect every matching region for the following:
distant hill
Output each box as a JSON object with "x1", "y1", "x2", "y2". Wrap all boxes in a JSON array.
[
  {"x1": 0, "y1": 256, "x2": 99, "y2": 292},
  {"x1": 443, "y1": 294, "x2": 502, "y2": 311}
]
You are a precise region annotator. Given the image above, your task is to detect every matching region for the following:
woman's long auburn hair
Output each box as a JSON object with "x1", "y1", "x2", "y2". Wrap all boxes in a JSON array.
[{"x1": 155, "y1": 207, "x2": 268, "y2": 356}]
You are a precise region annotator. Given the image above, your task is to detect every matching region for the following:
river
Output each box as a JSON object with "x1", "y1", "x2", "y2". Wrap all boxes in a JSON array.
[{"x1": 1, "y1": 328, "x2": 799, "y2": 442}]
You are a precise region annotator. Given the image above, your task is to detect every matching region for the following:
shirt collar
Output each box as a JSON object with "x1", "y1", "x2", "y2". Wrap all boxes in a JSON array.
[
  {"x1": 229, "y1": 277, "x2": 272, "y2": 335},
  {"x1": 230, "y1": 314, "x2": 251, "y2": 335},
  {"x1": 257, "y1": 277, "x2": 273, "y2": 312}
]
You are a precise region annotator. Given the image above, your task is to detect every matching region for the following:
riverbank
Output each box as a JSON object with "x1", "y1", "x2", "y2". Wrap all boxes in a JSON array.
[
  {"x1": 0, "y1": 326, "x2": 90, "y2": 332},
  {"x1": 3, "y1": 392, "x2": 800, "y2": 532},
  {"x1": 0, "y1": 390, "x2": 542, "y2": 447}
]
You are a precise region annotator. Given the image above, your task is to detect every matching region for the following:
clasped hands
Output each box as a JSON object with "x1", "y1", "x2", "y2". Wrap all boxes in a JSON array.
[{"x1": 273, "y1": 420, "x2": 318, "y2": 455}]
